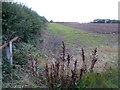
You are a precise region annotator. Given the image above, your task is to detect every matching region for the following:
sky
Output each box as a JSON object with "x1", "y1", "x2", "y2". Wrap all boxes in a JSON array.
[{"x1": 14, "y1": 0, "x2": 119, "y2": 23}]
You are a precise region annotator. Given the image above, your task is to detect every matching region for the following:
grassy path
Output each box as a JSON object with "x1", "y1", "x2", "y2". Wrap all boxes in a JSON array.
[{"x1": 47, "y1": 23, "x2": 109, "y2": 47}]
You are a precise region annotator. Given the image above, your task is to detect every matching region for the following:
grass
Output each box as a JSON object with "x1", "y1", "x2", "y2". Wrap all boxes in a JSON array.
[
  {"x1": 3, "y1": 25, "x2": 118, "y2": 88},
  {"x1": 43, "y1": 41, "x2": 118, "y2": 89},
  {"x1": 79, "y1": 68, "x2": 118, "y2": 88},
  {"x1": 46, "y1": 22, "x2": 118, "y2": 66},
  {"x1": 44, "y1": 23, "x2": 118, "y2": 88},
  {"x1": 47, "y1": 23, "x2": 106, "y2": 47}
]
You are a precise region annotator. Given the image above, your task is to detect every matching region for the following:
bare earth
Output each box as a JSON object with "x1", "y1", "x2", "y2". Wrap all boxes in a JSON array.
[{"x1": 58, "y1": 22, "x2": 118, "y2": 34}]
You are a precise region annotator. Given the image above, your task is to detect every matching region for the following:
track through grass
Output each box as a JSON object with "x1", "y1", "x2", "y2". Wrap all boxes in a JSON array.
[{"x1": 47, "y1": 23, "x2": 106, "y2": 47}]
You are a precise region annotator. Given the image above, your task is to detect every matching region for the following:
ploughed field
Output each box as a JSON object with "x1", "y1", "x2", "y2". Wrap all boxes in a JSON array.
[{"x1": 58, "y1": 22, "x2": 118, "y2": 34}]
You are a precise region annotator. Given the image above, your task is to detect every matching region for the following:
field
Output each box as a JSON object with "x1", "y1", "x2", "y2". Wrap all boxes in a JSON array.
[
  {"x1": 2, "y1": 22, "x2": 118, "y2": 88},
  {"x1": 38, "y1": 22, "x2": 118, "y2": 88},
  {"x1": 40, "y1": 23, "x2": 118, "y2": 71},
  {"x1": 2, "y1": 2, "x2": 119, "y2": 89},
  {"x1": 59, "y1": 22, "x2": 118, "y2": 34}
]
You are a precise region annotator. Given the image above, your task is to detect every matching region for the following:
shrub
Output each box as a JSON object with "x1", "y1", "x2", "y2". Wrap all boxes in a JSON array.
[
  {"x1": 2, "y1": 2, "x2": 48, "y2": 88},
  {"x1": 2, "y1": 57, "x2": 20, "y2": 83},
  {"x1": 2, "y1": 42, "x2": 44, "y2": 85},
  {"x1": 2, "y1": 2, "x2": 48, "y2": 43},
  {"x1": 13, "y1": 42, "x2": 43, "y2": 65}
]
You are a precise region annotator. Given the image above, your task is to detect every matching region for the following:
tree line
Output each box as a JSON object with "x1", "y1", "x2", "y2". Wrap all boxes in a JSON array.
[{"x1": 91, "y1": 19, "x2": 120, "y2": 23}]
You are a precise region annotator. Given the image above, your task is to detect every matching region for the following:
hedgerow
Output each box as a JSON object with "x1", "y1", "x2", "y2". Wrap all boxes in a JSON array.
[
  {"x1": 2, "y1": 2, "x2": 48, "y2": 43},
  {"x1": 2, "y1": 2, "x2": 47, "y2": 88}
]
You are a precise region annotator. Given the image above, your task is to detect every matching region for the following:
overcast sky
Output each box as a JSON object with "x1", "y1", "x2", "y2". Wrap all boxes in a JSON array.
[{"x1": 14, "y1": 0, "x2": 119, "y2": 23}]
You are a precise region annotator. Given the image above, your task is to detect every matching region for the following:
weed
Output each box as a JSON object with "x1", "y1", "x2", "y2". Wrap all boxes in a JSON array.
[{"x1": 44, "y1": 41, "x2": 100, "y2": 89}]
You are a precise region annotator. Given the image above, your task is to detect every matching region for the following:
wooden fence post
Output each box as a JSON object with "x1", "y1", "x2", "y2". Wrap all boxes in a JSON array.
[
  {"x1": 5, "y1": 41, "x2": 13, "y2": 65},
  {"x1": 0, "y1": 36, "x2": 18, "y2": 65},
  {"x1": 9, "y1": 41, "x2": 13, "y2": 65}
]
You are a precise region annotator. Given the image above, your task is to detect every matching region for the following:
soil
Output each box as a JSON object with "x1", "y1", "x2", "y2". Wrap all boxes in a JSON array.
[{"x1": 58, "y1": 22, "x2": 119, "y2": 34}]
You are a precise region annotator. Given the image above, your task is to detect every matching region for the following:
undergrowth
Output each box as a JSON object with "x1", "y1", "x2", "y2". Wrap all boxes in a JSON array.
[
  {"x1": 2, "y1": 42, "x2": 45, "y2": 88},
  {"x1": 44, "y1": 41, "x2": 118, "y2": 89},
  {"x1": 2, "y1": 40, "x2": 118, "y2": 89}
]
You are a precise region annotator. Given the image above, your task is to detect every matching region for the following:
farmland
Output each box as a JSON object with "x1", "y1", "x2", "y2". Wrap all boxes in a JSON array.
[
  {"x1": 59, "y1": 22, "x2": 118, "y2": 34},
  {"x1": 58, "y1": 22, "x2": 118, "y2": 46},
  {"x1": 38, "y1": 22, "x2": 118, "y2": 88},
  {"x1": 2, "y1": 2, "x2": 119, "y2": 89},
  {"x1": 41, "y1": 22, "x2": 118, "y2": 71},
  {"x1": 43, "y1": 22, "x2": 118, "y2": 48},
  {"x1": 60, "y1": 23, "x2": 118, "y2": 46}
]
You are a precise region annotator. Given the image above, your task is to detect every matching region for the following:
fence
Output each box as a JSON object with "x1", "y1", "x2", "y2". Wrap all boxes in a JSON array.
[{"x1": 0, "y1": 36, "x2": 18, "y2": 65}]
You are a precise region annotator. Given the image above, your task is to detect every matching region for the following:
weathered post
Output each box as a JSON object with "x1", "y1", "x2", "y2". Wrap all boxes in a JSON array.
[
  {"x1": 5, "y1": 41, "x2": 13, "y2": 65},
  {"x1": 0, "y1": 36, "x2": 18, "y2": 65},
  {"x1": 9, "y1": 41, "x2": 13, "y2": 65}
]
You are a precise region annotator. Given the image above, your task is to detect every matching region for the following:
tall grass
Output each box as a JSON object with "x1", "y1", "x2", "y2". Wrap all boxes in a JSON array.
[{"x1": 44, "y1": 41, "x2": 110, "y2": 89}]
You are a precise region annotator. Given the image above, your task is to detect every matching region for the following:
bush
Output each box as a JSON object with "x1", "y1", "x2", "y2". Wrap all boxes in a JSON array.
[
  {"x1": 2, "y1": 57, "x2": 20, "y2": 83},
  {"x1": 2, "y1": 42, "x2": 44, "y2": 88},
  {"x1": 2, "y1": 2, "x2": 47, "y2": 88},
  {"x1": 13, "y1": 42, "x2": 44, "y2": 65},
  {"x1": 2, "y1": 2, "x2": 48, "y2": 43}
]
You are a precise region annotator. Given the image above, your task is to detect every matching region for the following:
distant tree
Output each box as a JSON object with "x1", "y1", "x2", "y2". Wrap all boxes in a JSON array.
[
  {"x1": 110, "y1": 20, "x2": 120, "y2": 23},
  {"x1": 50, "y1": 20, "x2": 53, "y2": 23},
  {"x1": 92, "y1": 19, "x2": 120, "y2": 23}
]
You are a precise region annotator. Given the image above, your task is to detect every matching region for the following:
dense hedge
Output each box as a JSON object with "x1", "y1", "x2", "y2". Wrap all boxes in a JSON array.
[
  {"x1": 2, "y1": 2, "x2": 48, "y2": 43},
  {"x1": 2, "y1": 2, "x2": 47, "y2": 86}
]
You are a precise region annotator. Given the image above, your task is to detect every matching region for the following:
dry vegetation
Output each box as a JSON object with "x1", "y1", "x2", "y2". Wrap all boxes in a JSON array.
[
  {"x1": 38, "y1": 23, "x2": 118, "y2": 88},
  {"x1": 44, "y1": 41, "x2": 99, "y2": 89}
]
